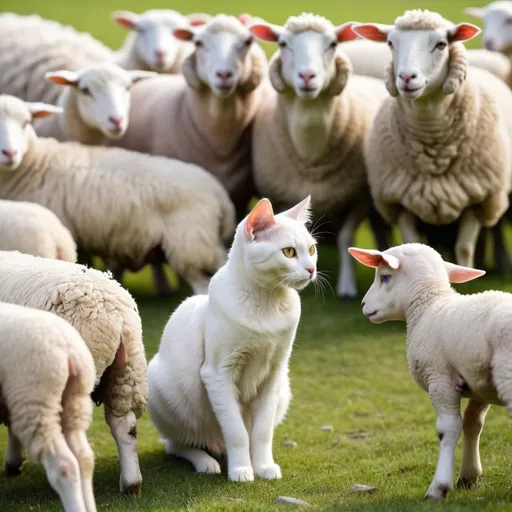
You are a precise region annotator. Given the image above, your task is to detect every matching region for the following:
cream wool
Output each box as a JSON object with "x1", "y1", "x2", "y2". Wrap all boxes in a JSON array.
[
  {"x1": 0, "y1": 301, "x2": 96, "y2": 512},
  {"x1": 350, "y1": 242, "x2": 512, "y2": 500},
  {"x1": 0, "y1": 95, "x2": 236, "y2": 295},
  {"x1": 0, "y1": 200, "x2": 76, "y2": 261},
  {"x1": 0, "y1": 250, "x2": 146, "y2": 495}
]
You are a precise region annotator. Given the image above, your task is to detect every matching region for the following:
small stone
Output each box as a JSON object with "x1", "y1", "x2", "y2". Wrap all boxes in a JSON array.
[
  {"x1": 321, "y1": 425, "x2": 333, "y2": 432},
  {"x1": 275, "y1": 496, "x2": 311, "y2": 506},
  {"x1": 352, "y1": 484, "x2": 377, "y2": 493},
  {"x1": 346, "y1": 431, "x2": 368, "y2": 441},
  {"x1": 291, "y1": 472, "x2": 297, "y2": 478},
  {"x1": 283, "y1": 440, "x2": 298, "y2": 447}
]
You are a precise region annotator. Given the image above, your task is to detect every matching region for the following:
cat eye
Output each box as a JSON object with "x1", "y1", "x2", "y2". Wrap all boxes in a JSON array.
[
  {"x1": 308, "y1": 244, "x2": 316, "y2": 256},
  {"x1": 380, "y1": 274, "x2": 391, "y2": 284},
  {"x1": 282, "y1": 247, "x2": 296, "y2": 258}
]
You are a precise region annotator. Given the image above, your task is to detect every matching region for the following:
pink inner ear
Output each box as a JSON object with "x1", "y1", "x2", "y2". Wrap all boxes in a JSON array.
[
  {"x1": 348, "y1": 248, "x2": 384, "y2": 268},
  {"x1": 250, "y1": 24, "x2": 279, "y2": 42},
  {"x1": 174, "y1": 28, "x2": 194, "y2": 41},
  {"x1": 46, "y1": 74, "x2": 76, "y2": 86},
  {"x1": 449, "y1": 23, "x2": 481, "y2": 42},
  {"x1": 446, "y1": 263, "x2": 485, "y2": 283},
  {"x1": 245, "y1": 199, "x2": 276, "y2": 238},
  {"x1": 189, "y1": 19, "x2": 207, "y2": 27},
  {"x1": 336, "y1": 23, "x2": 359, "y2": 42},
  {"x1": 353, "y1": 24, "x2": 388, "y2": 42},
  {"x1": 239, "y1": 13, "x2": 252, "y2": 27},
  {"x1": 114, "y1": 15, "x2": 137, "y2": 30}
]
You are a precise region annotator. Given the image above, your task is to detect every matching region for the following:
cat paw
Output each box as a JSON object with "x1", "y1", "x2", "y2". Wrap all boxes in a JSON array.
[
  {"x1": 254, "y1": 463, "x2": 282, "y2": 480},
  {"x1": 228, "y1": 466, "x2": 254, "y2": 482},
  {"x1": 196, "y1": 458, "x2": 221, "y2": 474}
]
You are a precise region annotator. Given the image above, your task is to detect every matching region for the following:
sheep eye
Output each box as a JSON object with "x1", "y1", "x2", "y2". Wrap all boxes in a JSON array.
[
  {"x1": 80, "y1": 87, "x2": 91, "y2": 96},
  {"x1": 244, "y1": 36, "x2": 253, "y2": 47},
  {"x1": 329, "y1": 41, "x2": 337, "y2": 49},
  {"x1": 308, "y1": 244, "x2": 316, "y2": 256},
  {"x1": 278, "y1": 40, "x2": 287, "y2": 49},
  {"x1": 435, "y1": 41, "x2": 447, "y2": 51},
  {"x1": 282, "y1": 247, "x2": 296, "y2": 258},
  {"x1": 387, "y1": 40, "x2": 393, "y2": 49},
  {"x1": 380, "y1": 274, "x2": 391, "y2": 284},
  {"x1": 195, "y1": 40, "x2": 204, "y2": 48}
]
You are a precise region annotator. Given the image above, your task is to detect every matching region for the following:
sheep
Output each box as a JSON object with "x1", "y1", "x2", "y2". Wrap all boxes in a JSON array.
[
  {"x1": 0, "y1": 94, "x2": 236, "y2": 296},
  {"x1": 348, "y1": 242, "x2": 512, "y2": 500},
  {"x1": 110, "y1": 13, "x2": 268, "y2": 220},
  {"x1": 0, "y1": 301, "x2": 96, "y2": 511},
  {"x1": 351, "y1": 10, "x2": 512, "y2": 270},
  {"x1": 0, "y1": 249, "x2": 146, "y2": 495},
  {"x1": 249, "y1": 13, "x2": 390, "y2": 298},
  {"x1": 33, "y1": 63, "x2": 155, "y2": 145},
  {"x1": 112, "y1": 9, "x2": 210, "y2": 73},
  {"x1": 0, "y1": 200, "x2": 77, "y2": 261}
]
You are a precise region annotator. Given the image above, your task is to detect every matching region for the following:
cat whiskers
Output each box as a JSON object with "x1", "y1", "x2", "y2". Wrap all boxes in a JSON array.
[
  {"x1": 313, "y1": 271, "x2": 334, "y2": 303},
  {"x1": 308, "y1": 215, "x2": 334, "y2": 243}
]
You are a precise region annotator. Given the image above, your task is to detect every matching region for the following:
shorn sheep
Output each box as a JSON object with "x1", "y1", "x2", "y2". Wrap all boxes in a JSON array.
[
  {"x1": 34, "y1": 63, "x2": 155, "y2": 145},
  {"x1": 250, "y1": 13, "x2": 389, "y2": 297},
  {"x1": 111, "y1": 13, "x2": 268, "y2": 220},
  {"x1": 0, "y1": 200, "x2": 77, "y2": 261},
  {"x1": 352, "y1": 10, "x2": 512, "y2": 269},
  {"x1": 0, "y1": 94, "x2": 236, "y2": 295},
  {"x1": 0, "y1": 250, "x2": 146, "y2": 495},
  {"x1": 0, "y1": 301, "x2": 96, "y2": 511},
  {"x1": 349, "y1": 242, "x2": 512, "y2": 500}
]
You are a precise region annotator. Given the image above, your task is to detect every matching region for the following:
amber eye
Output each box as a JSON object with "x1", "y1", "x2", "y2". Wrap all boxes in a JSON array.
[
  {"x1": 282, "y1": 247, "x2": 296, "y2": 258},
  {"x1": 308, "y1": 244, "x2": 316, "y2": 256}
]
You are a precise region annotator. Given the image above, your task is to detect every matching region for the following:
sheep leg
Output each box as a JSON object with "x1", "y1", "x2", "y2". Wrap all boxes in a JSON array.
[
  {"x1": 163, "y1": 439, "x2": 221, "y2": 474},
  {"x1": 455, "y1": 209, "x2": 481, "y2": 268},
  {"x1": 491, "y1": 220, "x2": 512, "y2": 273},
  {"x1": 105, "y1": 410, "x2": 142, "y2": 496},
  {"x1": 456, "y1": 400, "x2": 490, "y2": 489},
  {"x1": 150, "y1": 263, "x2": 175, "y2": 297},
  {"x1": 4, "y1": 427, "x2": 25, "y2": 476},
  {"x1": 369, "y1": 211, "x2": 392, "y2": 251},
  {"x1": 424, "y1": 379, "x2": 462, "y2": 500},
  {"x1": 398, "y1": 210, "x2": 421, "y2": 243},
  {"x1": 336, "y1": 202, "x2": 369, "y2": 298}
]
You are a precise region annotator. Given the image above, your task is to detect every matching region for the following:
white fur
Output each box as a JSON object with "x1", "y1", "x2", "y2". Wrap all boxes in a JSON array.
[
  {"x1": 465, "y1": 2, "x2": 512, "y2": 53},
  {"x1": 147, "y1": 197, "x2": 316, "y2": 481},
  {"x1": 0, "y1": 301, "x2": 96, "y2": 511}
]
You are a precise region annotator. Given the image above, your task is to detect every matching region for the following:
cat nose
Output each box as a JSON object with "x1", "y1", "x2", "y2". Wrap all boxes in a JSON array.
[{"x1": 307, "y1": 267, "x2": 315, "y2": 275}]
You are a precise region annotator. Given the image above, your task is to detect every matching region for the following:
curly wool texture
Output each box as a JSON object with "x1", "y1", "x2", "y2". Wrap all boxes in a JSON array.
[
  {"x1": 0, "y1": 200, "x2": 76, "y2": 262},
  {"x1": 284, "y1": 12, "x2": 335, "y2": 34},
  {"x1": 394, "y1": 9, "x2": 451, "y2": 31},
  {"x1": 366, "y1": 67, "x2": 512, "y2": 227},
  {"x1": 0, "y1": 251, "x2": 146, "y2": 418},
  {"x1": 0, "y1": 301, "x2": 95, "y2": 459}
]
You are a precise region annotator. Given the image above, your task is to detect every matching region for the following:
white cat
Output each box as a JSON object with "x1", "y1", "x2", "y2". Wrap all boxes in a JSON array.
[{"x1": 147, "y1": 196, "x2": 317, "y2": 482}]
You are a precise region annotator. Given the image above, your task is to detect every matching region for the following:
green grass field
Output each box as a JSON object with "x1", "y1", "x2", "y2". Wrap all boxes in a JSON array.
[{"x1": 2, "y1": 0, "x2": 512, "y2": 510}]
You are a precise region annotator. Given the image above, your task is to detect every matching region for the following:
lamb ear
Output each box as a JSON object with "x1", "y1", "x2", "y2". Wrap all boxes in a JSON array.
[
  {"x1": 174, "y1": 28, "x2": 195, "y2": 41},
  {"x1": 245, "y1": 198, "x2": 276, "y2": 239},
  {"x1": 128, "y1": 70, "x2": 158, "y2": 83},
  {"x1": 348, "y1": 247, "x2": 400, "y2": 269},
  {"x1": 45, "y1": 70, "x2": 80, "y2": 86},
  {"x1": 111, "y1": 10, "x2": 140, "y2": 30},
  {"x1": 250, "y1": 23, "x2": 282, "y2": 43},
  {"x1": 281, "y1": 196, "x2": 312, "y2": 224},
  {"x1": 352, "y1": 23, "x2": 393, "y2": 43},
  {"x1": 445, "y1": 262, "x2": 485, "y2": 283},
  {"x1": 464, "y1": 7, "x2": 486, "y2": 20},
  {"x1": 335, "y1": 22, "x2": 360, "y2": 42},
  {"x1": 187, "y1": 13, "x2": 211, "y2": 27},
  {"x1": 26, "y1": 102, "x2": 63, "y2": 119},
  {"x1": 448, "y1": 23, "x2": 481, "y2": 43}
]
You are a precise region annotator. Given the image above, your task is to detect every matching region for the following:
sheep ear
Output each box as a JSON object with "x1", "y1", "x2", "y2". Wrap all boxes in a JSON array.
[
  {"x1": 327, "y1": 54, "x2": 352, "y2": 96},
  {"x1": 26, "y1": 102, "x2": 63, "y2": 119},
  {"x1": 335, "y1": 22, "x2": 360, "y2": 42},
  {"x1": 245, "y1": 198, "x2": 276, "y2": 239},
  {"x1": 464, "y1": 7, "x2": 485, "y2": 20},
  {"x1": 445, "y1": 262, "x2": 485, "y2": 283},
  {"x1": 280, "y1": 196, "x2": 312, "y2": 224},
  {"x1": 348, "y1": 248, "x2": 400, "y2": 270},
  {"x1": 174, "y1": 28, "x2": 195, "y2": 41},
  {"x1": 186, "y1": 13, "x2": 210, "y2": 27},
  {"x1": 127, "y1": 70, "x2": 157, "y2": 83},
  {"x1": 448, "y1": 23, "x2": 481, "y2": 43},
  {"x1": 111, "y1": 10, "x2": 140, "y2": 30},
  {"x1": 268, "y1": 53, "x2": 287, "y2": 93},
  {"x1": 181, "y1": 53, "x2": 202, "y2": 89},
  {"x1": 45, "y1": 70, "x2": 79, "y2": 86},
  {"x1": 352, "y1": 23, "x2": 393, "y2": 43},
  {"x1": 250, "y1": 23, "x2": 282, "y2": 43}
]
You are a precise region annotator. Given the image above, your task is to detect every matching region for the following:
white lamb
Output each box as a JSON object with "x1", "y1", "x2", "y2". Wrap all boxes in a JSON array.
[
  {"x1": 352, "y1": 10, "x2": 512, "y2": 269},
  {"x1": 0, "y1": 249, "x2": 146, "y2": 495},
  {"x1": 0, "y1": 301, "x2": 96, "y2": 512},
  {"x1": 349, "y1": 242, "x2": 512, "y2": 500},
  {"x1": 34, "y1": 63, "x2": 155, "y2": 145},
  {"x1": 110, "y1": 13, "x2": 268, "y2": 220},
  {"x1": 250, "y1": 13, "x2": 389, "y2": 297},
  {"x1": 0, "y1": 95, "x2": 236, "y2": 295},
  {"x1": 0, "y1": 200, "x2": 76, "y2": 261}
]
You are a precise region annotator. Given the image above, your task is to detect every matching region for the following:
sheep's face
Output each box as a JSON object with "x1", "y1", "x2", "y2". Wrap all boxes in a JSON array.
[
  {"x1": 466, "y1": 2, "x2": 512, "y2": 54},
  {"x1": 174, "y1": 19, "x2": 255, "y2": 96},
  {"x1": 0, "y1": 96, "x2": 62, "y2": 170},
  {"x1": 46, "y1": 65, "x2": 155, "y2": 139},
  {"x1": 353, "y1": 22, "x2": 480, "y2": 99},
  {"x1": 239, "y1": 196, "x2": 318, "y2": 291}
]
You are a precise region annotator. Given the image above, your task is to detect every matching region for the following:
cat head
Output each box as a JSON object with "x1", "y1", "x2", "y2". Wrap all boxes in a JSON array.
[{"x1": 235, "y1": 196, "x2": 318, "y2": 290}]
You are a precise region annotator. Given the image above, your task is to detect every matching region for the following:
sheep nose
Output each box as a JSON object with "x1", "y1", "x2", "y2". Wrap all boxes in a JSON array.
[
  {"x1": 298, "y1": 70, "x2": 316, "y2": 86},
  {"x1": 2, "y1": 148, "x2": 17, "y2": 160},
  {"x1": 216, "y1": 70, "x2": 233, "y2": 80},
  {"x1": 108, "y1": 116, "x2": 124, "y2": 128},
  {"x1": 399, "y1": 73, "x2": 417, "y2": 83}
]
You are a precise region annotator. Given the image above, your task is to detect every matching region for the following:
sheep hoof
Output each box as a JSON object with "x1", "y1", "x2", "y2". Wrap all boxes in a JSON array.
[
  {"x1": 455, "y1": 476, "x2": 477, "y2": 489},
  {"x1": 4, "y1": 462, "x2": 22, "y2": 477},
  {"x1": 122, "y1": 481, "x2": 142, "y2": 497}
]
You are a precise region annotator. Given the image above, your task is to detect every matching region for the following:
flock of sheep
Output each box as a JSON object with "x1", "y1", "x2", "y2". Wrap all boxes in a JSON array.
[{"x1": 1, "y1": 1, "x2": 512, "y2": 510}]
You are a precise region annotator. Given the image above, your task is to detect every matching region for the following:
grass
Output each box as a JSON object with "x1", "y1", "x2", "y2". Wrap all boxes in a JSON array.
[{"x1": 1, "y1": 0, "x2": 512, "y2": 510}]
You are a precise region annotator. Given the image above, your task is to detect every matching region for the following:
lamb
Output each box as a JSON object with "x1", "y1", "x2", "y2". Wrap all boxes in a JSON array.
[
  {"x1": 0, "y1": 249, "x2": 146, "y2": 495},
  {"x1": 0, "y1": 301, "x2": 96, "y2": 511},
  {"x1": 0, "y1": 200, "x2": 77, "y2": 261},
  {"x1": 33, "y1": 63, "x2": 155, "y2": 145},
  {"x1": 351, "y1": 10, "x2": 512, "y2": 269},
  {"x1": 349, "y1": 242, "x2": 512, "y2": 500},
  {"x1": 249, "y1": 13, "x2": 389, "y2": 297},
  {"x1": 110, "y1": 13, "x2": 268, "y2": 220},
  {"x1": 0, "y1": 95, "x2": 236, "y2": 296}
]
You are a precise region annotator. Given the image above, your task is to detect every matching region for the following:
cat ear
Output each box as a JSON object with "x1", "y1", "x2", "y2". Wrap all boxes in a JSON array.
[
  {"x1": 245, "y1": 198, "x2": 276, "y2": 240},
  {"x1": 281, "y1": 195, "x2": 312, "y2": 224}
]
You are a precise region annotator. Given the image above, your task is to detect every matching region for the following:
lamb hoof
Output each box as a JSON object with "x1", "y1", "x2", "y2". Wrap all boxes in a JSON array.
[
  {"x1": 456, "y1": 476, "x2": 477, "y2": 490},
  {"x1": 4, "y1": 462, "x2": 22, "y2": 477},
  {"x1": 121, "y1": 481, "x2": 142, "y2": 497},
  {"x1": 424, "y1": 484, "x2": 450, "y2": 500}
]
